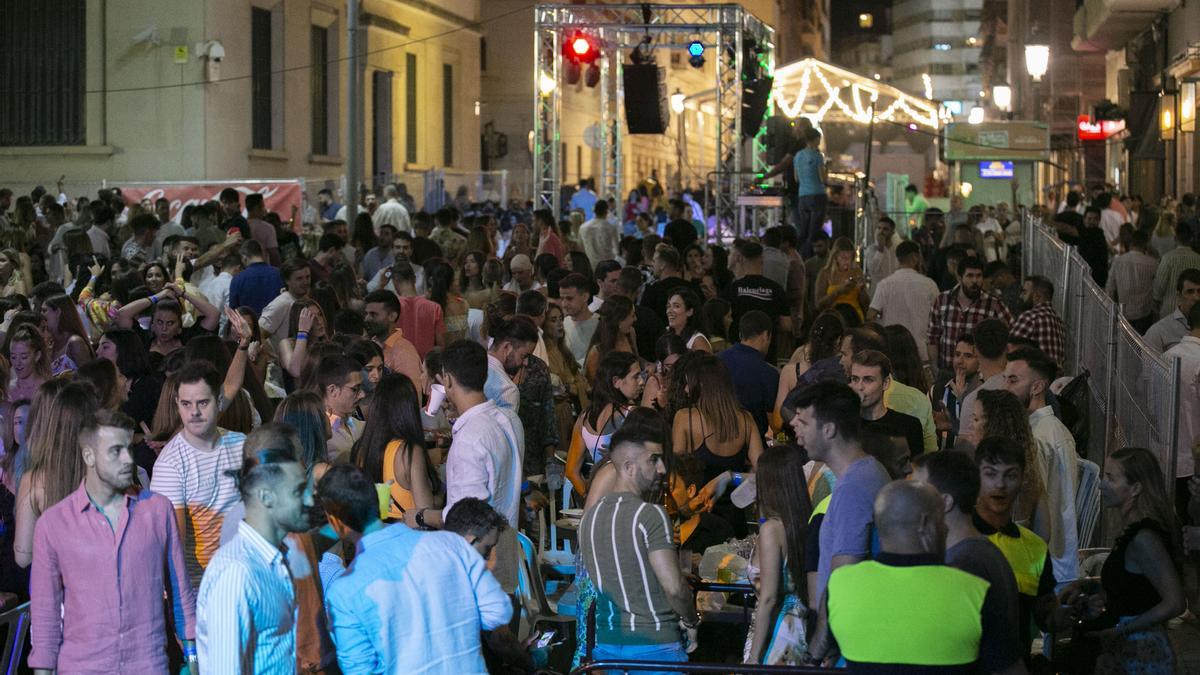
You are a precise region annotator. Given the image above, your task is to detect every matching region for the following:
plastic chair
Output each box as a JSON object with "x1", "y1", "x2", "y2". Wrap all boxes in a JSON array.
[
  {"x1": 515, "y1": 532, "x2": 576, "y2": 642},
  {"x1": 0, "y1": 601, "x2": 30, "y2": 675},
  {"x1": 1076, "y1": 459, "x2": 1101, "y2": 549}
]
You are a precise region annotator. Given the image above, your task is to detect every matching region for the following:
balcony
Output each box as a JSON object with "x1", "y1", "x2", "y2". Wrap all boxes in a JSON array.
[{"x1": 1072, "y1": 0, "x2": 1179, "y2": 52}]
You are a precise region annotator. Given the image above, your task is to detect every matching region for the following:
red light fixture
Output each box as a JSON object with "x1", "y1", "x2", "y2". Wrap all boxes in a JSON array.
[{"x1": 563, "y1": 31, "x2": 599, "y2": 64}]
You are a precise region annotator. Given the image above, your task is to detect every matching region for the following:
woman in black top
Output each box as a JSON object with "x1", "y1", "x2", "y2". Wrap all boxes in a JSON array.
[{"x1": 1061, "y1": 447, "x2": 1184, "y2": 673}]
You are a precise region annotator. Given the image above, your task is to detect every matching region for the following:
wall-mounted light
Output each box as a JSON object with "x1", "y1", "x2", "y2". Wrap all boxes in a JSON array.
[
  {"x1": 1025, "y1": 44, "x2": 1049, "y2": 82},
  {"x1": 1160, "y1": 91, "x2": 1176, "y2": 140},
  {"x1": 968, "y1": 106, "x2": 985, "y2": 124},
  {"x1": 1181, "y1": 82, "x2": 1196, "y2": 133},
  {"x1": 992, "y1": 85, "x2": 1012, "y2": 112}
]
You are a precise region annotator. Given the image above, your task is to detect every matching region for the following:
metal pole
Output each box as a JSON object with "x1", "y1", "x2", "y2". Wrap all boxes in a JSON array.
[
  {"x1": 346, "y1": 0, "x2": 361, "y2": 216},
  {"x1": 863, "y1": 100, "x2": 876, "y2": 189}
]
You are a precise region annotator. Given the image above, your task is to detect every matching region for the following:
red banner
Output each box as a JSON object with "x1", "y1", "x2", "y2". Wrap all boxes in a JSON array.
[{"x1": 118, "y1": 180, "x2": 303, "y2": 226}]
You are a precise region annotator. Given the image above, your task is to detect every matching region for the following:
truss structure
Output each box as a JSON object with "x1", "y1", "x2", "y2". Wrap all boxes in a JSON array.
[{"x1": 533, "y1": 3, "x2": 774, "y2": 222}]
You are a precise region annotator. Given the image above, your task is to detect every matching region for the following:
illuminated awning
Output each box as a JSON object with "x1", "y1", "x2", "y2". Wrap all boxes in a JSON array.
[{"x1": 771, "y1": 58, "x2": 946, "y2": 130}]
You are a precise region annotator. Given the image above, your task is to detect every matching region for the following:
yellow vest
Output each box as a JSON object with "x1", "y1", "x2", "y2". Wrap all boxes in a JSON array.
[
  {"x1": 982, "y1": 523, "x2": 1047, "y2": 597},
  {"x1": 828, "y1": 560, "x2": 988, "y2": 666}
]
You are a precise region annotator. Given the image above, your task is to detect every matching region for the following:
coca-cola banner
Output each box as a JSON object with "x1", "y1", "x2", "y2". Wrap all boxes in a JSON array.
[{"x1": 117, "y1": 180, "x2": 303, "y2": 227}]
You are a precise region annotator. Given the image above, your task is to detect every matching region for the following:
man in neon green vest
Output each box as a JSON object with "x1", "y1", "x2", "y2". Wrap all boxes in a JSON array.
[{"x1": 824, "y1": 480, "x2": 988, "y2": 672}]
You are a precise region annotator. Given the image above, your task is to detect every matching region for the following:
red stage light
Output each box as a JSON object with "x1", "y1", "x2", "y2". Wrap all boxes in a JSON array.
[{"x1": 571, "y1": 37, "x2": 591, "y2": 56}]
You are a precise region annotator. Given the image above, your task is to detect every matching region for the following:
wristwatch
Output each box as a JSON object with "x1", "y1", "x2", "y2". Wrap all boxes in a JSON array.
[{"x1": 414, "y1": 508, "x2": 432, "y2": 530}]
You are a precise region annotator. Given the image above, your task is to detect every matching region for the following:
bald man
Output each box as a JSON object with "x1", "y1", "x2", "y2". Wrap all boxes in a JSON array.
[{"x1": 821, "y1": 481, "x2": 990, "y2": 672}]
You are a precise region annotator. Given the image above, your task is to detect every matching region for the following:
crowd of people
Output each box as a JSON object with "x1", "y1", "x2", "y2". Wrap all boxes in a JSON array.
[{"x1": 0, "y1": 174, "x2": 1195, "y2": 675}]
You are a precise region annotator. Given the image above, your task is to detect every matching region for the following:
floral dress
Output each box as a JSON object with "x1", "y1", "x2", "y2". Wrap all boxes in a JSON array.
[{"x1": 742, "y1": 544, "x2": 808, "y2": 665}]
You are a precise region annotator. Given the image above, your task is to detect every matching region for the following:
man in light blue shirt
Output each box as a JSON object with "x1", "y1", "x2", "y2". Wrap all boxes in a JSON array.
[
  {"x1": 569, "y1": 179, "x2": 599, "y2": 220},
  {"x1": 321, "y1": 465, "x2": 512, "y2": 675}
]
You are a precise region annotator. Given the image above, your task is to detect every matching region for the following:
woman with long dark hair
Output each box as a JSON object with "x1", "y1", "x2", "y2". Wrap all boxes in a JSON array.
[
  {"x1": 665, "y1": 288, "x2": 711, "y2": 352},
  {"x1": 774, "y1": 311, "x2": 847, "y2": 428},
  {"x1": 96, "y1": 327, "x2": 161, "y2": 430},
  {"x1": 564, "y1": 351, "x2": 641, "y2": 497},
  {"x1": 542, "y1": 303, "x2": 588, "y2": 445},
  {"x1": 279, "y1": 299, "x2": 328, "y2": 382},
  {"x1": 459, "y1": 250, "x2": 490, "y2": 309},
  {"x1": 1061, "y1": 447, "x2": 1185, "y2": 673},
  {"x1": 274, "y1": 390, "x2": 332, "y2": 483},
  {"x1": 426, "y1": 259, "x2": 469, "y2": 344},
  {"x1": 641, "y1": 333, "x2": 688, "y2": 411},
  {"x1": 42, "y1": 293, "x2": 93, "y2": 373},
  {"x1": 744, "y1": 443, "x2": 812, "y2": 664},
  {"x1": 351, "y1": 373, "x2": 440, "y2": 520},
  {"x1": 882, "y1": 323, "x2": 931, "y2": 394},
  {"x1": 583, "y1": 295, "x2": 637, "y2": 380}
]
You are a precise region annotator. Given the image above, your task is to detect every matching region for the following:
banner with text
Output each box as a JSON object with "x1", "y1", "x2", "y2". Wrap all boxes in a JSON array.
[{"x1": 118, "y1": 180, "x2": 303, "y2": 227}]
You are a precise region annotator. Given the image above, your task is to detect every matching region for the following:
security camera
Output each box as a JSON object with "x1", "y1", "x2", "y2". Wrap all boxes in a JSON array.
[
  {"x1": 196, "y1": 40, "x2": 225, "y2": 62},
  {"x1": 132, "y1": 25, "x2": 160, "y2": 47}
]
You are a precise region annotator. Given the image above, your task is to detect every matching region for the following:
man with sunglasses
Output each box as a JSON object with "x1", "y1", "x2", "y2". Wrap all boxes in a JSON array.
[{"x1": 319, "y1": 355, "x2": 366, "y2": 464}]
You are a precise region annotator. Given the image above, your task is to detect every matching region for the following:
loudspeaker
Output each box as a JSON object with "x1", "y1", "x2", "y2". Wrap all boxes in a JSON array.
[
  {"x1": 622, "y1": 63, "x2": 668, "y2": 134},
  {"x1": 741, "y1": 76, "x2": 773, "y2": 139}
]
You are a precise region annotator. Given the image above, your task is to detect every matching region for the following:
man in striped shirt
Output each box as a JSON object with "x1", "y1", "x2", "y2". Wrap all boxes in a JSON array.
[
  {"x1": 579, "y1": 412, "x2": 698, "y2": 670},
  {"x1": 1106, "y1": 229, "x2": 1159, "y2": 333},
  {"x1": 150, "y1": 362, "x2": 247, "y2": 590}
]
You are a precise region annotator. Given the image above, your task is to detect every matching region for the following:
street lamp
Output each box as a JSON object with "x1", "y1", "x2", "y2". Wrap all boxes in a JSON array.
[
  {"x1": 671, "y1": 89, "x2": 686, "y2": 114},
  {"x1": 1160, "y1": 91, "x2": 1176, "y2": 141},
  {"x1": 1181, "y1": 82, "x2": 1196, "y2": 133},
  {"x1": 992, "y1": 85, "x2": 1012, "y2": 112},
  {"x1": 1025, "y1": 44, "x2": 1049, "y2": 82}
]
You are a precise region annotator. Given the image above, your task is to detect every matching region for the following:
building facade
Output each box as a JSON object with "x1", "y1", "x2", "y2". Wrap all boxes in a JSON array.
[
  {"x1": 891, "y1": 0, "x2": 984, "y2": 114},
  {"x1": 0, "y1": 0, "x2": 482, "y2": 196}
]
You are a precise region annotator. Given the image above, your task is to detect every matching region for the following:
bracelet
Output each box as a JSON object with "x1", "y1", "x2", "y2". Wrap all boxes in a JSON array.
[
  {"x1": 730, "y1": 472, "x2": 743, "y2": 488},
  {"x1": 296, "y1": 331, "x2": 309, "y2": 341},
  {"x1": 149, "y1": 294, "x2": 158, "y2": 304},
  {"x1": 183, "y1": 644, "x2": 198, "y2": 658}
]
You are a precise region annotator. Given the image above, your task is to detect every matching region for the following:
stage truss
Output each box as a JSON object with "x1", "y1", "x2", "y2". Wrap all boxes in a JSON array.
[{"x1": 533, "y1": 3, "x2": 775, "y2": 222}]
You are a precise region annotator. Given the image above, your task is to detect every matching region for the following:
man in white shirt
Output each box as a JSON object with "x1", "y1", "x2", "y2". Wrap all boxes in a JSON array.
[
  {"x1": 1106, "y1": 229, "x2": 1159, "y2": 333},
  {"x1": 1147, "y1": 268, "x2": 1200, "y2": 353},
  {"x1": 150, "y1": 363, "x2": 248, "y2": 590},
  {"x1": 259, "y1": 259, "x2": 311, "y2": 348},
  {"x1": 1004, "y1": 347, "x2": 1079, "y2": 582},
  {"x1": 406, "y1": 339, "x2": 524, "y2": 592},
  {"x1": 484, "y1": 316, "x2": 538, "y2": 411},
  {"x1": 1164, "y1": 303, "x2": 1200, "y2": 513},
  {"x1": 579, "y1": 199, "x2": 619, "y2": 267},
  {"x1": 197, "y1": 253, "x2": 240, "y2": 334},
  {"x1": 372, "y1": 184, "x2": 411, "y2": 235},
  {"x1": 560, "y1": 273, "x2": 599, "y2": 366},
  {"x1": 197, "y1": 439, "x2": 312, "y2": 674},
  {"x1": 590, "y1": 260, "x2": 622, "y2": 312},
  {"x1": 866, "y1": 241, "x2": 939, "y2": 362},
  {"x1": 864, "y1": 215, "x2": 900, "y2": 292},
  {"x1": 1098, "y1": 192, "x2": 1126, "y2": 250}
]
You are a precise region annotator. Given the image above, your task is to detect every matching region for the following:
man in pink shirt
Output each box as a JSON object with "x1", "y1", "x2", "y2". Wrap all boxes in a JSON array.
[
  {"x1": 245, "y1": 193, "x2": 281, "y2": 266},
  {"x1": 390, "y1": 260, "x2": 445, "y2": 359},
  {"x1": 30, "y1": 409, "x2": 197, "y2": 674},
  {"x1": 363, "y1": 288, "x2": 425, "y2": 396}
]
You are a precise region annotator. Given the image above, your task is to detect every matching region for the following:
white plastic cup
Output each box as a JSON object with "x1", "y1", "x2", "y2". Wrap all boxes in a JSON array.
[{"x1": 425, "y1": 383, "x2": 446, "y2": 416}]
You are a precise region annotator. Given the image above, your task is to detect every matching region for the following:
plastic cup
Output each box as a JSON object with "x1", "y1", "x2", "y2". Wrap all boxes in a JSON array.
[{"x1": 425, "y1": 383, "x2": 446, "y2": 416}]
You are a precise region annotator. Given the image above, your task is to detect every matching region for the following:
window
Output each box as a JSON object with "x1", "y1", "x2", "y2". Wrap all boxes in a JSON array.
[
  {"x1": 858, "y1": 13, "x2": 873, "y2": 28},
  {"x1": 480, "y1": 37, "x2": 487, "y2": 72},
  {"x1": 443, "y1": 64, "x2": 454, "y2": 166},
  {"x1": 0, "y1": 0, "x2": 86, "y2": 145},
  {"x1": 406, "y1": 54, "x2": 418, "y2": 163},
  {"x1": 251, "y1": 8, "x2": 273, "y2": 150},
  {"x1": 311, "y1": 26, "x2": 329, "y2": 155}
]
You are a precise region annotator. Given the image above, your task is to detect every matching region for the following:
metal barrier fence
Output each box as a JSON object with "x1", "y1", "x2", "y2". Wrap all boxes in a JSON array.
[{"x1": 1022, "y1": 213, "x2": 1181, "y2": 499}]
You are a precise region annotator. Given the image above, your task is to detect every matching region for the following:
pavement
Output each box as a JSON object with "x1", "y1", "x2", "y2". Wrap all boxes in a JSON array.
[{"x1": 1171, "y1": 614, "x2": 1200, "y2": 673}]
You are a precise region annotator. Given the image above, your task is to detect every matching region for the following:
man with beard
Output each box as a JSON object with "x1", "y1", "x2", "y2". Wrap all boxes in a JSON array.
[
  {"x1": 1003, "y1": 347, "x2": 1078, "y2": 583},
  {"x1": 197, "y1": 439, "x2": 314, "y2": 673},
  {"x1": 484, "y1": 315, "x2": 539, "y2": 411},
  {"x1": 973, "y1": 438, "x2": 1074, "y2": 660},
  {"x1": 362, "y1": 289, "x2": 424, "y2": 396},
  {"x1": 30, "y1": 410, "x2": 197, "y2": 674},
  {"x1": 926, "y1": 256, "x2": 1013, "y2": 375},
  {"x1": 1009, "y1": 275, "x2": 1067, "y2": 368},
  {"x1": 150, "y1": 363, "x2": 248, "y2": 591}
]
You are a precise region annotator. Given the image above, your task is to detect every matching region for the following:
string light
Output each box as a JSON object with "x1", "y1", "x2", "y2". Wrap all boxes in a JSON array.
[{"x1": 771, "y1": 58, "x2": 940, "y2": 129}]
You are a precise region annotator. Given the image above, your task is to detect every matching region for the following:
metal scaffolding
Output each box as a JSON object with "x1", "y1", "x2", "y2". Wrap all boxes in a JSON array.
[{"x1": 533, "y1": 3, "x2": 774, "y2": 222}]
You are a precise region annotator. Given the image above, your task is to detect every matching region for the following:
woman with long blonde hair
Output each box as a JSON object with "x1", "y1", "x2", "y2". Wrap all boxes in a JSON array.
[
  {"x1": 814, "y1": 236, "x2": 867, "y2": 320},
  {"x1": 12, "y1": 380, "x2": 99, "y2": 568}
]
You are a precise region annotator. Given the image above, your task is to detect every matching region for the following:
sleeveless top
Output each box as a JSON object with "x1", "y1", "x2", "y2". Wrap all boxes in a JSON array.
[
  {"x1": 685, "y1": 331, "x2": 708, "y2": 350},
  {"x1": 580, "y1": 408, "x2": 627, "y2": 478},
  {"x1": 689, "y1": 410, "x2": 751, "y2": 483},
  {"x1": 1101, "y1": 519, "x2": 1167, "y2": 618},
  {"x1": 382, "y1": 439, "x2": 418, "y2": 519}
]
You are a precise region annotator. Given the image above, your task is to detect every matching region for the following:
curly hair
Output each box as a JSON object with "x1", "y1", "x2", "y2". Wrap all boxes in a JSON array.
[{"x1": 976, "y1": 388, "x2": 1044, "y2": 520}]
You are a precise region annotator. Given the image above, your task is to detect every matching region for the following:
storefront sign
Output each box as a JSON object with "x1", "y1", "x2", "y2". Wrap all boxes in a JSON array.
[
  {"x1": 1076, "y1": 115, "x2": 1126, "y2": 141},
  {"x1": 945, "y1": 121, "x2": 1049, "y2": 161}
]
